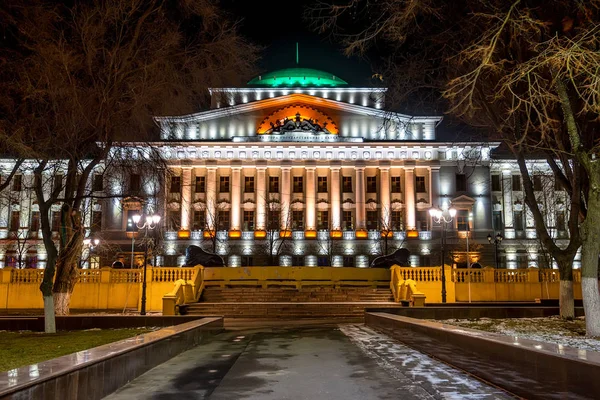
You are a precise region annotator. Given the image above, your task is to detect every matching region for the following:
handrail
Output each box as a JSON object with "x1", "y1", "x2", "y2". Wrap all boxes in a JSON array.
[{"x1": 162, "y1": 265, "x2": 204, "y2": 315}]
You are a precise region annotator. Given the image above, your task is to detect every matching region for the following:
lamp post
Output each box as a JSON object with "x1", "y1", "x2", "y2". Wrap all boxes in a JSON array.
[
  {"x1": 132, "y1": 213, "x2": 161, "y2": 315},
  {"x1": 429, "y1": 206, "x2": 457, "y2": 303},
  {"x1": 487, "y1": 233, "x2": 503, "y2": 269}
]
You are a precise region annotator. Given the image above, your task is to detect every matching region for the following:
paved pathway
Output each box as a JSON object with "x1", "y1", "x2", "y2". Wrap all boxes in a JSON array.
[{"x1": 105, "y1": 325, "x2": 514, "y2": 400}]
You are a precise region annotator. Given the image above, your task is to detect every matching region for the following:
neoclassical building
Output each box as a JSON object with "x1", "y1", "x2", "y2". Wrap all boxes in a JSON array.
[{"x1": 0, "y1": 67, "x2": 575, "y2": 269}]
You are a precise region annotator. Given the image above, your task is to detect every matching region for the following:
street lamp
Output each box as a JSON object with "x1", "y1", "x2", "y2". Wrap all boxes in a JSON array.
[
  {"x1": 132, "y1": 213, "x2": 161, "y2": 315},
  {"x1": 487, "y1": 233, "x2": 503, "y2": 269},
  {"x1": 429, "y1": 206, "x2": 457, "y2": 303}
]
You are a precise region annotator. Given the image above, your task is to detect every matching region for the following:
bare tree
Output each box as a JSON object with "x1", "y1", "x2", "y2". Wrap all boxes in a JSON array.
[
  {"x1": 310, "y1": 0, "x2": 600, "y2": 332},
  {"x1": 0, "y1": 0, "x2": 259, "y2": 331},
  {"x1": 202, "y1": 200, "x2": 230, "y2": 256}
]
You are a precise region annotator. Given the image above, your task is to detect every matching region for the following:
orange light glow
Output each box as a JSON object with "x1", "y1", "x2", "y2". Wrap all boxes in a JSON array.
[
  {"x1": 177, "y1": 229, "x2": 191, "y2": 239},
  {"x1": 330, "y1": 230, "x2": 343, "y2": 239},
  {"x1": 305, "y1": 229, "x2": 317, "y2": 239},
  {"x1": 229, "y1": 229, "x2": 241, "y2": 239},
  {"x1": 279, "y1": 229, "x2": 292, "y2": 238},
  {"x1": 254, "y1": 229, "x2": 267, "y2": 239},
  {"x1": 381, "y1": 230, "x2": 393, "y2": 238},
  {"x1": 406, "y1": 229, "x2": 419, "y2": 238},
  {"x1": 258, "y1": 103, "x2": 339, "y2": 134},
  {"x1": 203, "y1": 230, "x2": 215, "y2": 239},
  {"x1": 355, "y1": 229, "x2": 368, "y2": 239}
]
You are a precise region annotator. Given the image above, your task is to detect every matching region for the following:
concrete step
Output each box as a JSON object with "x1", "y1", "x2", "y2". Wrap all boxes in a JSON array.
[
  {"x1": 200, "y1": 287, "x2": 394, "y2": 303},
  {"x1": 185, "y1": 301, "x2": 402, "y2": 318}
]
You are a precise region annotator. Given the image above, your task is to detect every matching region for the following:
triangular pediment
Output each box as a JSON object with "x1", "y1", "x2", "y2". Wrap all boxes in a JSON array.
[
  {"x1": 451, "y1": 195, "x2": 476, "y2": 206},
  {"x1": 156, "y1": 94, "x2": 400, "y2": 124}
]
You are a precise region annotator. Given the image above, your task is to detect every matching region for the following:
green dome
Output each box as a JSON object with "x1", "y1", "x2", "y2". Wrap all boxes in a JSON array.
[{"x1": 247, "y1": 68, "x2": 348, "y2": 87}]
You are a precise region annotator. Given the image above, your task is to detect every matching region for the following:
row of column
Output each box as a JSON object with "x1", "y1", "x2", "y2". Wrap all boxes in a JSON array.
[{"x1": 179, "y1": 166, "x2": 438, "y2": 233}]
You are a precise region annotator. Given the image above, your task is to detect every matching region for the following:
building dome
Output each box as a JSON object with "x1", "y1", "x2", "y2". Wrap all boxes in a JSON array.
[{"x1": 247, "y1": 68, "x2": 348, "y2": 87}]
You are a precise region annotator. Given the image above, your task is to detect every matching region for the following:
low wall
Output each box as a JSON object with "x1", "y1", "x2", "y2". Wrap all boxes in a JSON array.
[
  {"x1": 365, "y1": 306, "x2": 585, "y2": 319},
  {"x1": 366, "y1": 312, "x2": 600, "y2": 400},
  {"x1": 0, "y1": 315, "x2": 206, "y2": 331},
  {"x1": 0, "y1": 317, "x2": 223, "y2": 400}
]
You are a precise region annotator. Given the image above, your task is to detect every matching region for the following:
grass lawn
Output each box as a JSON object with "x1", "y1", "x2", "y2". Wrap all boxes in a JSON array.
[{"x1": 0, "y1": 328, "x2": 153, "y2": 372}]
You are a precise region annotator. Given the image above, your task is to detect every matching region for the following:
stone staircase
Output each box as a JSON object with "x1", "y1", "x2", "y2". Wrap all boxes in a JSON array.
[{"x1": 186, "y1": 287, "x2": 402, "y2": 319}]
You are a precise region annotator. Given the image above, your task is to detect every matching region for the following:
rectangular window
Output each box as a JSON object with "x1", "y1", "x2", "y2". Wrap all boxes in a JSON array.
[
  {"x1": 391, "y1": 211, "x2": 403, "y2": 231},
  {"x1": 217, "y1": 210, "x2": 230, "y2": 230},
  {"x1": 241, "y1": 256, "x2": 253, "y2": 267},
  {"x1": 343, "y1": 256, "x2": 355, "y2": 268},
  {"x1": 195, "y1": 176, "x2": 206, "y2": 193},
  {"x1": 269, "y1": 176, "x2": 279, "y2": 193},
  {"x1": 556, "y1": 212, "x2": 566, "y2": 231},
  {"x1": 219, "y1": 176, "x2": 230, "y2": 193},
  {"x1": 10, "y1": 211, "x2": 19, "y2": 232},
  {"x1": 533, "y1": 175, "x2": 543, "y2": 191},
  {"x1": 317, "y1": 176, "x2": 328, "y2": 193},
  {"x1": 514, "y1": 211, "x2": 524, "y2": 231},
  {"x1": 342, "y1": 211, "x2": 354, "y2": 230},
  {"x1": 292, "y1": 255, "x2": 304, "y2": 266},
  {"x1": 491, "y1": 175, "x2": 501, "y2": 191},
  {"x1": 244, "y1": 176, "x2": 255, "y2": 193},
  {"x1": 456, "y1": 174, "x2": 467, "y2": 192},
  {"x1": 366, "y1": 210, "x2": 378, "y2": 230},
  {"x1": 52, "y1": 211, "x2": 61, "y2": 232},
  {"x1": 342, "y1": 176, "x2": 352, "y2": 192},
  {"x1": 268, "y1": 210, "x2": 280, "y2": 229},
  {"x1": 243, "y1": 210, "x2": 255, "y2": 231},
  {"x1": 91, "y1": 211, "x2": 102, "y2": 233},
  {"x1": 317, "y1": 210, "x2": 329, "y2": 230},
  {"x1": 92, "y1": 174, "x2": 103, "y2": 191},
  {"x1": 30, "y1": 211, "x2": 40, "y2": 232},
  {"x1": 170, "y1": 176, "x2": 181, "y2": 193},
  {"x1": 512, "y1": 175, "x2": 521, "y2": 191},
  {"x1": 492, "y1": 211, "x2": 503, "y2": 232},
  {"x1": 292, "y1": 210, "x2": 304, "y2": 230},
  {"x1": 130, "y1": 174, "x2": 141, "y2": 193},
  {"x1": 317, "y1": 256, "x2": 330, "y2": 267},
  {"x1": 416, "y1": 210, "x2": 429, "y2": 231},
  {"x1": 193, "y1": 210, "x2": 205, "y2": 230},
  {"x1": 391, "y1": 176, "x2": 401, "y2": 193},
  {"x1": 168, "y1": 210, "x2": 181, "y2": 231},
  {"x1": 12, "y1": 175, "x2": 22, "y2": 191},
  {"x1": 366, "y1": 176, "x2": 377, "y2": 193},
  {"x1": 293, "y1": 176, "x2": 303, "y2": 193},
  {"x1": 416, "y1": 176, "x2": 426, "y2": 193},
  {"x1": 53, "y1": 174, "x2": 63, "y2": 193},
  {"x1": 457, "y1": 210, "x2": 469, "y2": 231}
]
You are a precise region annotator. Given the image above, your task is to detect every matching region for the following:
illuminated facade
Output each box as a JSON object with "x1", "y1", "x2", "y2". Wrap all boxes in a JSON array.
[{"x1": 0, "y1": 67, "x2": 574, "y2": 269}]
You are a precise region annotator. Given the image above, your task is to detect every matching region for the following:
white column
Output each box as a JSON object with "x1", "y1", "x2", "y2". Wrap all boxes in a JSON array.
[
  {"x1": 404, "y1": 167, "x2": 416, "y2": 230},
  {"x1": 305, "y1": 167, "x2": 316, "y2": 230},
  {"x1": 256, "y1": 167, "x2": 267, "y2": 229},
  {"x1": 502, "y1": 169, "x2": 514, "y2": 237},
  {"x1": 230, "y1": 166, "x2": 241, "y2": 230},
  {"x1": 430, "y1": 166, "x2": 440, "y2": 208},
  {"x1": 206, "y1": 167, "x2": 217, "y2": 229},
  {"x1": 281, "y1": 166, "x2": 291, "y2": 230},
  {"x1": 379, "y1": 166, "x2": 390, "y2": 228},
  {"x1": 180, "y1": 168, "x2": 192, "y2": 231},
  {"x1": 355, "y1": 167, "x2": 366, "y2": 229},
  {"x1": 331, "y1": 167, "x2": 341, "y2": 230}
]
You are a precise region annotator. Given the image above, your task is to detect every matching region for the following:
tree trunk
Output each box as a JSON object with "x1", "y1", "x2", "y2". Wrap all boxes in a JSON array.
[
  {"x1": 555, "y1": 255, "x2": 575, "y2": 320},
  {"x1": 559, "y1": 280, "x2": 574, "y2": 320},
  {"x1": 43, "y1": 295, "x2": 56, "y2": 333},
  {"x1": 581, "y1": 189, "x2": 600, "y2": 337}
]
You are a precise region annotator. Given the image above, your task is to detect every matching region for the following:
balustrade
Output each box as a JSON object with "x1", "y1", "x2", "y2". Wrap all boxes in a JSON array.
[
  {"x1": 152, "y1": 267, "x2": 195, "y2": 282},
  {"x1": 109, "y1": 269, "x2": 141, "y2": 283},
  {"x1": 495, "y1": 269, "x2": 528, "y2": 283}
]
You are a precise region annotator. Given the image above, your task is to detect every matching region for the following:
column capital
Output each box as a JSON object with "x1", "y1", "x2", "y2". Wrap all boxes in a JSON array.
[{"x1": 378, "y1": 160, "x2": 391, "y2": 168}]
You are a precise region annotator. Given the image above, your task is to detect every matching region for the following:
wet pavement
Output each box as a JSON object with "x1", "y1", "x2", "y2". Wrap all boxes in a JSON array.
[{"x1": 104, "y1": 324, "x2": 515, "y2": 400}]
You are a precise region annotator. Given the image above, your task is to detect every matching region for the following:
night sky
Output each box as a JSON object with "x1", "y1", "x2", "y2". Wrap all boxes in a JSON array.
[{"x1": 221, "y1": 0, "x2": 374, "y2": 86}]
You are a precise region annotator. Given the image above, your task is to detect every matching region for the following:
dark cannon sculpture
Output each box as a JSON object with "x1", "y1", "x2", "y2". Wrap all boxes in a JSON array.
[
  {"x1": 370, "y1": 248, "x2": 411, "y2": 268},
  {"x1": 184, "y1": 245, "x2": 225, "y2": 267}
]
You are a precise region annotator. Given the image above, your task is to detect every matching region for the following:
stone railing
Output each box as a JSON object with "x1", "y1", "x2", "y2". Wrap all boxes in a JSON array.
[
  {"x1": 390, "y1": 265, "x2": 426, "y2": 306},
  {"x1": 152, "y1": 267, "x2": 195, "y2": 282},
  {"x1": 395, "y1": 267, "x2": 443, "y2": 282}
]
